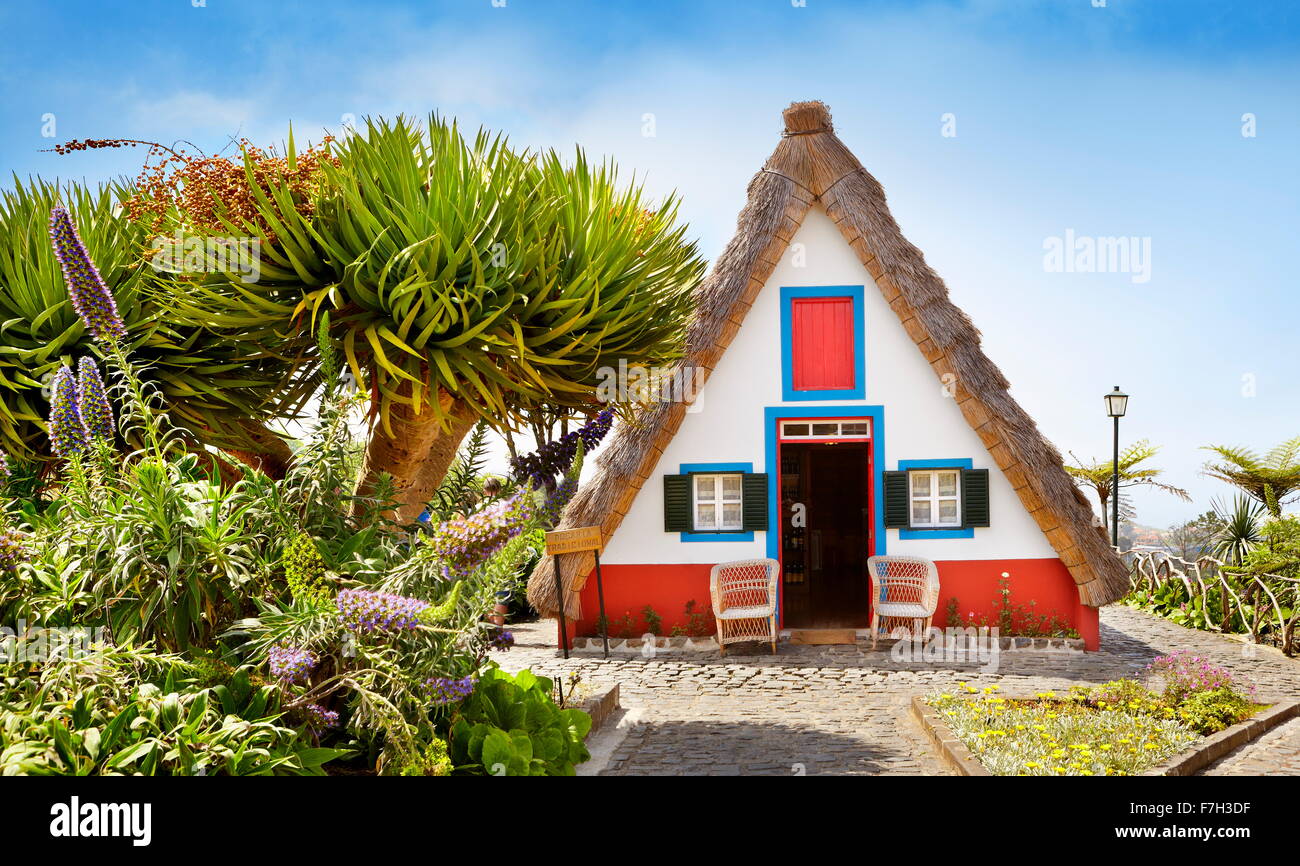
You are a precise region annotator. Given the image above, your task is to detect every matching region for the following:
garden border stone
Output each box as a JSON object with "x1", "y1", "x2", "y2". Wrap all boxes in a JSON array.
[
  {"x1": 570, "y1": 634, "x2": 1084, "y2": 655},
  {"x1": 910, "y1": 695, "x2": 989, "y2": 776},
  {"x1": 578, "y1": 683, "x2": 620, "y2": 738},
  {"x1": 910, "y1": 693, "x2": 1300, "y2": 777},
  {"x1": 1140, "y1": 698, "x2": 1300, "y2": 776}
]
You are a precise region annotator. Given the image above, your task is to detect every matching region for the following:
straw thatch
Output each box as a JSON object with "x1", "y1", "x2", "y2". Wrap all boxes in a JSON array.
[{"x1": 528, "y1": 100, "x2": 1128, "y2": 621}]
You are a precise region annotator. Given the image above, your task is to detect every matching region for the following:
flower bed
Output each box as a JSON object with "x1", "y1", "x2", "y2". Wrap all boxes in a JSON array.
[{"x1": 920, "y1": 653, "x2": 1270, "y2": 776}]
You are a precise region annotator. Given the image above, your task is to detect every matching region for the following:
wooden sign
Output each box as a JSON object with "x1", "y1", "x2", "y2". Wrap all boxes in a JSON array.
[{"x1": 545, "y1": 526, "x2": 603, "y2": 556}]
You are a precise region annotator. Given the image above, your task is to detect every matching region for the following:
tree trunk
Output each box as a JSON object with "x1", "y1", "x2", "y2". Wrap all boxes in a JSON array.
[
  {"x1": 191, "y1": 448, "x2": 246, "y2": 487},
  {"x1": 226, "y1": 420, "x2": 293, "y2": 479},
  {"x1": 402, "y1": 411, "x2": 478, "y2": 520},
  {"x1": 352, "y1": 387, "x2": 474, "y2": 524}
]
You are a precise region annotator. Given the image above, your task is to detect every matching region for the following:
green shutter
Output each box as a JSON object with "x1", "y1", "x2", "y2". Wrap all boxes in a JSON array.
[
  {"x1": 883, "y1": 470, "x2": 909, "y2": 528},
  {"x1": 664, "y1": 474, "x2": 692, "y2": 532},
  {"x1": 962, "y1": 468, "x2": 990, "y2": 527},
  {"x1": 741, "y1": 473, "x2": 769, "y2": 531}
]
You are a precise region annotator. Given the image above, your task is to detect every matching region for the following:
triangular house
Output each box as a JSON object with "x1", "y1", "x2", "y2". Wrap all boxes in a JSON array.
[{"x1": 528, "y1": 101, "x2": 1127, "y2": 650}]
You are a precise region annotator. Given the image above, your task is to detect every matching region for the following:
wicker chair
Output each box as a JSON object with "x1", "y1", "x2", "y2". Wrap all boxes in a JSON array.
[
  {"x1": 709, "y1": 558, "x2": 780, "y2": 656},
  {"x1": 866, "y1": 555, "x2": 940, "y2": 649}
]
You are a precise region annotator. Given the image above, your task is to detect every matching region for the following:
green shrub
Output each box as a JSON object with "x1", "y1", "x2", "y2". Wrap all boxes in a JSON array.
[
  {"x1": 396, "y1": 736, "x2": 453, "y2": 777},
  {"x1": 282, "y1": 531, "x2": 334, "y2": 608},
  {"x1": 1176, "y1": 687, "x2": 1255, "y2": 735},
  {"x1": 448, "y1": 668, "x2": 591, "y2": 776}
]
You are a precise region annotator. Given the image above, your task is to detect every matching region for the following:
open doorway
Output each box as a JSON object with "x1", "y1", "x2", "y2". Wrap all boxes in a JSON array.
[{"x1": 779, "y1": 439, "x2": 873, "y2": 628}]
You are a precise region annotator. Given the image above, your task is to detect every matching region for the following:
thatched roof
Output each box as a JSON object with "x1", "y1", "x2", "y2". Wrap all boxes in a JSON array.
[{"x1": 528, "y1": 100, "x2": 1129, "y2": 620}]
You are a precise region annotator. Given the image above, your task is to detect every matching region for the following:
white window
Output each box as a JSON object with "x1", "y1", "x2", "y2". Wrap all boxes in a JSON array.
[
  {"x1": 908, "y1": 469, "x2": 962, "y2": 528},
  {"x1": 693, "y1": 473, "x2": 743, "y2": 531},
  {"x1": 779, "y1": 419, "x2": 871, "y2": 440}
]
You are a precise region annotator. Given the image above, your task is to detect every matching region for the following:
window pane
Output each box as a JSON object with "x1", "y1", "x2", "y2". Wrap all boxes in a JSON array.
[
  {"x1": 812, "y1": 423, "x2": 838, "y2": 436},
  {"x1": 696, "y1": 503, "x2": 716, "y2": 529},
  {"x1": 783, "y1": 423, "x2": 809, "y2": 437},
  {"x1": 722, "y1": 503, "x2": 742, "y2": 529},
  {"x1": 695, "y1": 474, "x2": 716, "y2": 501},
  {"x1": 937, "y1": 471, "x2": 958, "y2": 497},
  {"x1": 911, "y1": 500, "x2": 931, "y2": 524},
  {"x1": 938, "y1": 499, "x2": 959, "y2": 524},
  {"x1": 841, "y1": 422, "x2": 869, "y2": 436},
  {"x1": 721, "y1": 474, "x2": 742, "y2": 500},
  {"x1": 911, "y1": 472, "x2": 931, "y2": 495}
]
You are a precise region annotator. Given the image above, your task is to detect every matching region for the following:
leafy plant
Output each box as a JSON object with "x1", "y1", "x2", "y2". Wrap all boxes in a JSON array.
[
  {"x1": 641, "y1": 604, "x2": 662, "y2": 637},
  {"x1": 669, "y1": 599, "x2": 714, "y2": 637},
  {"x1": 447, "y1": 668, "x2": 591, "y2": 776},
  {"x1": 0, "y1": 646, "x2": 345, "y2": 775}
]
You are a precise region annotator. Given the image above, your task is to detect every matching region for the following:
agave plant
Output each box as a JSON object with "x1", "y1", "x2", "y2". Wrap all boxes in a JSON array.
[
  {"x1": 0, "y1": 178, "x2": 298, "y2": 470},
  {"x1": 159, "y1": 115, "x2": 704, "y2": 521},
  {"x1": 1211, "y1": 495, "x2": 1263, "y2": 566}
]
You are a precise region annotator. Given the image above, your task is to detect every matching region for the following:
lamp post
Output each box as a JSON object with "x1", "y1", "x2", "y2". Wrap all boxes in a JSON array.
[{"x1": 1104, "y1": 386, "x2": 1129, "y2": 549}]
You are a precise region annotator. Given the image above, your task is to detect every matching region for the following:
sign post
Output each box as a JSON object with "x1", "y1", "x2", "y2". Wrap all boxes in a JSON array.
[{"x1": 544, "y1": 526, "x2": 606, "y2": 659}]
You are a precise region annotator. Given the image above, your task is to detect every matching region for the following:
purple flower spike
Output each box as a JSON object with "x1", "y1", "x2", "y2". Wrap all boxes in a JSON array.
[
  {"x1": 336, "y1": 588, "x2": 430, "y2": 633},
  {"x1": 0, "y1": 528, "x2": 25, "y2": 573},
  {"x1": 77, "y1": 356, "x2": 114, "y2": 441},
  {"x1": 303, "y1": 703, "x2": 339, "y2": 730},
  {"x1": 509, "y1": 409, "x2": 614, "y2": 489},
  {"x1": 268, "y1": 644, "x2": 318, "y2": 684},
  {"x1": 48, "y1": 365, "x2": 89, "y2": 457},
  {"x1": 424, "y1": 675, "x2": 475, "y2": 706},
  {"x1": 428, "y1": 491, "x2": 535, "y2": 577},
  {"x1": 49, "y1": 206, "x2": 127, "y2": 342}
]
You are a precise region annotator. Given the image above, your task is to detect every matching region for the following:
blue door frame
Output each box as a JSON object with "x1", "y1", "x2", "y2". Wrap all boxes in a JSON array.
[{"x1": 763, "y1": 405, "x2": 886, "y2": 627}]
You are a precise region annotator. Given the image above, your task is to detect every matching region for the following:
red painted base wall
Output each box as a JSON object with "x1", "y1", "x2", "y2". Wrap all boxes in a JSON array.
[{"x1": 563, "y1": 557, "x2": 1100, "y2": 651}]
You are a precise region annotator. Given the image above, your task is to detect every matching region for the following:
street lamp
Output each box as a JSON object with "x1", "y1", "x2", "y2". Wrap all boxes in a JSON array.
[{"x1": 1104, "y1": 386, "x2": 1129, "y2": 549}]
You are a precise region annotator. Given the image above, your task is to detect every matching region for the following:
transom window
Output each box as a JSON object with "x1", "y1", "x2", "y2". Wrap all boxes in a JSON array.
[
  {"x1": 693, "y1": 473, "x2": 743, "y2": 531},
  {"x1": 779, "y1": 419, "x2": 871, "y2": 440},
  {"x1": 909, "y1": 469, "x2": 962, "y2": 528}
]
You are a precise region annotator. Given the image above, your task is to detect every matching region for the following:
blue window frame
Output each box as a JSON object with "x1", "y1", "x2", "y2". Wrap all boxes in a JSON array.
[
  {"x1": 897, "y1": 458, "x2": 975, "y2": 539},
  {"x1": 780, "y1": 285, "x2": 866, "y2": 402},
  {"x1": 678, "y1": 462, "x2": 755, "y2": 542}
]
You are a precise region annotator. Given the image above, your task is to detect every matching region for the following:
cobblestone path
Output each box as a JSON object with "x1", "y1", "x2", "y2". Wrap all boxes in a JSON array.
[{"x1": 490, "y1": 605, "x2": 1300, "y2": 776}]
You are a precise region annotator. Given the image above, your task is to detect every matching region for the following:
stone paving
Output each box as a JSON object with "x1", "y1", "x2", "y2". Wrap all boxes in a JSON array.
[
  {"x1": 490, "y1": 605, "x2": 1300, "y2": 776},
  {"x1": 1200, "y1": 718, "x2": 1300, "y2": 776}
]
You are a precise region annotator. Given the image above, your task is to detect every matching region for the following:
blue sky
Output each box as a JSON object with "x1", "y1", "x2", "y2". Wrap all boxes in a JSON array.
[{"x1": 2, "y1": 0, "x2": 1297, "y2": 528}]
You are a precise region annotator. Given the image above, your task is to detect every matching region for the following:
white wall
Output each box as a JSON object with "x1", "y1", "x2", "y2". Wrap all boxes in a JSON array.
[{"x1": 601, "y1": 207, "x2": 1057, "y2": 565}]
